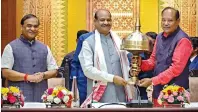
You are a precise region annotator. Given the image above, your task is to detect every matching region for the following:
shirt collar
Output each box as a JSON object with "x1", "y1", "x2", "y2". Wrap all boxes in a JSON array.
[
  {"x1": 101, "y1": 33, "x2": 111, "y2": 38},
  {"x1": 190, "y1": 55, "x2": 197, "y2": 62},
  {"x1": 19, "y1": 35, "x2": 36, "y2": 46},
  {"x1": 162, "y1": 26, "x2": 180, "y2": 38}
]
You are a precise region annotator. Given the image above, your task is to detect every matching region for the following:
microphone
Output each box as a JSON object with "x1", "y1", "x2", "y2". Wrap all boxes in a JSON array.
[{"x1": 87, "y1": 80, "x2": 97, "y2": 108}]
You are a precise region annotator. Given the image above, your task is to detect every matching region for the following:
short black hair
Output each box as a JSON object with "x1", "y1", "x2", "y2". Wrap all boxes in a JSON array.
[
  {"x1": 77, "y1": 30, "x2": 89, "y2": 40},
  {"x1": 94, "y1": 9, "x2": 111, "y2": 20},
  {"x1": 190, "y1": 37, "x2": 198, "y2": 50},
  {"x1": 162, "y1": 7, "x2": 180, "y2": 20},
  {"x1": 20, "y1": 14, "x2": 40, "y2": 25},
  {"x1": 146, "y1": 32, "x2": 157, "y2": 40}
]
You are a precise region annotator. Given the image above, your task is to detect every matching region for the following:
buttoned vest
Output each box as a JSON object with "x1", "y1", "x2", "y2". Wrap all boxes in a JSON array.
[
  {"x1": 153, "y1": 27, "x2": 190, "y2": 99},
  {"x1": 9, "y1": 36, "x2": 48, "y2": 102}
]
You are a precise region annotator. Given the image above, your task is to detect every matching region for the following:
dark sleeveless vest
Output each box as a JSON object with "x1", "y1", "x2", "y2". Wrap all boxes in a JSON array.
[
  {"x1": 153, "y1": 27, "x2": 190, "y2": 99},
  {"x1": 9, "y1": 35, "x2": 48, "y2": 102}
]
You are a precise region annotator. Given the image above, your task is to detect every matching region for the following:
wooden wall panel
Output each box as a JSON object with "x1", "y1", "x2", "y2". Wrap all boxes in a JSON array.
[
  {"x1": 23, "y1": 0, "x2": 68, "y2": 66},
  {"x1": 87, "y1": 0, "x2": 137, "y2": 38},
  {"x1": 159, "y1": 0, "x2": 197, "y2": 36},
  {"x1": 1, "y1": 0, "x2": 16, "y2": 54}
]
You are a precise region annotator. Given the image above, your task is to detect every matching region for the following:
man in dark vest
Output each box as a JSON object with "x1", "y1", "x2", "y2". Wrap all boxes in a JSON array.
[
  {"x1": 59, "y1": 30, "x2": 89, "y2": 90},
  {"x1": 1, "y1": 14, "x2": 58, "y2": 102},
  {"x1": 138, "y1": 7, "x2": 193, "y2": 107}
]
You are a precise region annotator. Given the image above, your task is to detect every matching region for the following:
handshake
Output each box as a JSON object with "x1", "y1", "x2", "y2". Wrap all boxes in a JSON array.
[{"x1": 26, "y1": 72, "x2": 45, "y2": 83}]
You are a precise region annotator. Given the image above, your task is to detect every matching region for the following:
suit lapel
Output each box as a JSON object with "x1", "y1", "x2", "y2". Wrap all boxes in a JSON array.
[{"x1": 190, "y1": 55, "x2": 198, "y2": 70}]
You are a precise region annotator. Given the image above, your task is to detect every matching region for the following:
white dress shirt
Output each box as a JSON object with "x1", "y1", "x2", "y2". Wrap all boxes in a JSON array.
[{"x1": 190, "y1": 55, "x2": 197, "y2": 62}]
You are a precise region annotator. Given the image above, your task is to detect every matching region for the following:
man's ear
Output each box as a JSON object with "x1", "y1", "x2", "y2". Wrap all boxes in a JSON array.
[
  {"x1": 176, "y1": 18, "x2": 180, "y2": 24},
  {"x1": 21, "y1": 25, "x2": 23, "y2": 30},
  {"x1": 93, "y1": 19, "x2": 97, "y2": 26},
  {"x1": 94, "y1": 18, "x2": 97, "y2": 22}
]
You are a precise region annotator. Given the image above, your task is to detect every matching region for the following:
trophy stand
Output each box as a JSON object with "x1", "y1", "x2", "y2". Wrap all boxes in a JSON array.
[
  {"x1": 120, "y1": 0, "x2": 154, "y2": 107},
  {"x1": 121, "y1": 0, "x2": 153, "y2": 107},
  {"x1": 121, "y1": 0, "x2": 149, "y2": 85},
  {"x1": 128, "y1": 54, "x2": 141, "y2": 85}
]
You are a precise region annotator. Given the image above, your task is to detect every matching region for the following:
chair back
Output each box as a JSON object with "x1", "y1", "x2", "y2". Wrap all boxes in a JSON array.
[{"x1": 189, "y1": 77, "x2": 198, "y2": 102}]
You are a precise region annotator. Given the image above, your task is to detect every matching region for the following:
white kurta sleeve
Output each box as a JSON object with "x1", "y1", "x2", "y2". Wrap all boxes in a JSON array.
[
  {"x1": 46, "y1": 46, "x2": 58, "y2": 70},
  {"x1": 1, "y1": 44, "x2": 14, "y2": 69},
  {"x1": 78, "y1": 41, "x2": 114, "y2": 83}
]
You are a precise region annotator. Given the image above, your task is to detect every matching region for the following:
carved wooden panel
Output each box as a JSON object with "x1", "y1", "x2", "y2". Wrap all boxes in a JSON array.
[
  {"x1": 159, "y1": 0, "x2": 197, "y2": 36},
  {"x1": 23, "y1": 0, "x2": 68, "y2": 65},
  {"x1": 24, "y1": 0, "x2": 51, "y2": 46},
  {"x1": 87, "y1": 0, "x2": 137, "y2": 38}
]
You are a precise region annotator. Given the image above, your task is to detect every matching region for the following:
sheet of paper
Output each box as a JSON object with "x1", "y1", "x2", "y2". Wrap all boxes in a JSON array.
[
  {"x1": 184, "y1": 102, "x2": 198, "y2": 108},
  {"x1": 22, "y1": 102, "x2": 46, "y2": 108},
  {"x1": 91, "y1": 102, "x2": 127, "y2": 108}
]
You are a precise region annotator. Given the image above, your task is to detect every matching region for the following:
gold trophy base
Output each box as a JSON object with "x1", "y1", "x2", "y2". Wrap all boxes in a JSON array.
[{"x1": 127, "y1": 76, "x2": 138, "y2": 85}]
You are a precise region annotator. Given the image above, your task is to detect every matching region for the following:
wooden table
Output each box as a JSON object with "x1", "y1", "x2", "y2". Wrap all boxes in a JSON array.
[{"x1": 2, "y1": 108, "x2": 198, "y2": 112}]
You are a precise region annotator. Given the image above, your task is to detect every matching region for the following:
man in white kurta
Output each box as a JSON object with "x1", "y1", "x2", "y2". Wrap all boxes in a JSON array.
[{"x1": 79, "y1": 9, "x2": 133, "y2": 107}]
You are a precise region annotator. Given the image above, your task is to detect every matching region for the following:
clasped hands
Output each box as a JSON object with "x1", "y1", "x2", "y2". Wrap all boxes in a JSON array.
[
  {"x1": 113, "y1": 75, "x2": 152, "y2": 88},
  {"x1": 130, "y1": 56, "x2": 152, "y2": 88},
  {"x1": 27, "y1": 72, "x2": 44, "y2": 83},
  {"x1": 113, "y1": 55, "x2": 152, "y2": 87}
]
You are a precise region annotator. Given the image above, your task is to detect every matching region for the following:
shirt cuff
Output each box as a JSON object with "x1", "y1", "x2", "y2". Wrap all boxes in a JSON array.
[
  {"x1": 106, "y1": 74, "x2": 114, "y2": 82},
  {"x1": 47, "y1": 65, "x2": 58, "y2": 71},
  {"x1": 1, "y1": 66, "x2": 12, "y2": 69}
]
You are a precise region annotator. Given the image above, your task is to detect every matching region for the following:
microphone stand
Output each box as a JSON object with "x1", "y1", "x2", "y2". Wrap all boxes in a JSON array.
[{"x1": 135, "y1": 84, "x2": 141, "y2": 106}]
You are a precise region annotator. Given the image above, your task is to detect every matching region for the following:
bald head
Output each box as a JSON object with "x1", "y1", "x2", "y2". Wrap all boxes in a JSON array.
[
  {"x1": 162, "y1": 7, "x2": 180, "y2": 20},
  {"x1": 94, "y1": 9, "x2": 111, "y2": 20}
]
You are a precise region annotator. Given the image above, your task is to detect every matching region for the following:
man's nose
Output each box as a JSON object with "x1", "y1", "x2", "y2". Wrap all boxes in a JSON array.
[
  {"x1": 31, "y1": 26, "x2": 38, "y2": 31},
  {"x1": 104, "y1": 20, "x2": 108, "y2": 24},
  {"x1": 164, "y1": 21, "x2": 169, "y2": 25}
]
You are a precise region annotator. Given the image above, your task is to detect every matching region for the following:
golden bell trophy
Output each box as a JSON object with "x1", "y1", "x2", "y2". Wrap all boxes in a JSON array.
[{"x1": 121, "y1": 0, "x2": 150, "y2": 85}]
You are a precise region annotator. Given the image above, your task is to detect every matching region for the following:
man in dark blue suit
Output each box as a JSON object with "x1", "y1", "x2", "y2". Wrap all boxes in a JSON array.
[
  {"x1": 70, "y1": 32, "x2": 93, "y2": 105},
  {"x1": 189, "y1": 37, "x2": 198, "y2": 71}
]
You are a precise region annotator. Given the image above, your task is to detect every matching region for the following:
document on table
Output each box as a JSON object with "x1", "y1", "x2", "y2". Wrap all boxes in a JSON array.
[
  {"x1": 184, "y1": 102, "x2": 198, "y2": 108},
  {"x1": 22, "y1": 102, "x2": 46, "y2": 108},
  {"x1": 91, "y1": 102, "x2": 127, "y2": 108}
]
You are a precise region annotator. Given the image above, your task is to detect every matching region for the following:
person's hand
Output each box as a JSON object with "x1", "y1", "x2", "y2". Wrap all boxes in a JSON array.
[
  {"x1": 139, "y1": 78, "x2": 152, "y2": 88},
  {"x1": 113, "y1": 76, "x2": 127, "y2": 86},
  {"x1": 33, "y1": 72, "x2": 44, "y2": 83},
  {"x1": 27, "y1": 75, "x2": 37, "y2": 82},
  {"x1": 27, "y1": 73, "x2": 44, "y2": 83}
]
